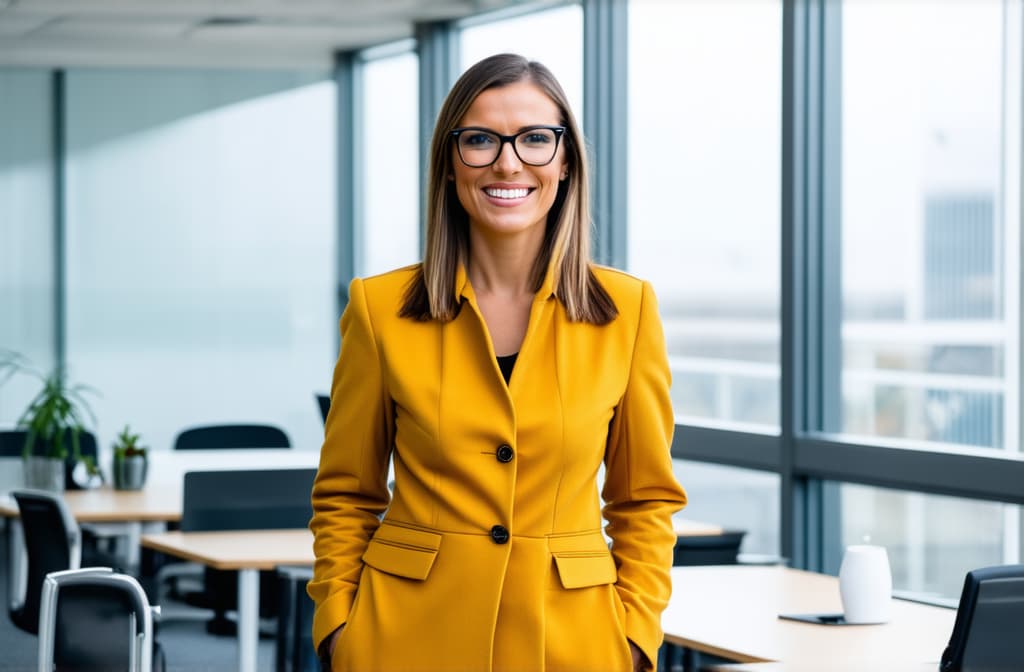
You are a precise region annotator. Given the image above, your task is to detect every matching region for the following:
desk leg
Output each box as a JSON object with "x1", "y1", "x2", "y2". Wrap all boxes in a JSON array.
[
  {"x1": 7, "y1": 519, "x2": 27, "y2": 610},
  {"x1": 124, "y1": 521, "x2": 142, "y2": 570},
  {"x1": 237, "y1": 568, "x2": 260, "y2": 672}
]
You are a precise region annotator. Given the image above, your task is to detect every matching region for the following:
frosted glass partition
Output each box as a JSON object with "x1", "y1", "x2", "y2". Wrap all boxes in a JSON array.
[
  {"x1": 360, "y1": 52, "x2": 421, "y2": 276},
  {"x1": 0, "y1": 70, "x2": 56, "y2": 425},
  {"x1": 840, "y1": 0, "x2": 1020, "y2": 455},
  {"x1": 64, "y1": 70, "x2": 337, "y2": 457},
  {"x1": 628, "y1": 0, "x2": 782, "y2": 430},
  {"x1": 460, "y1": 4, "x2": 583, "y2": 118}
]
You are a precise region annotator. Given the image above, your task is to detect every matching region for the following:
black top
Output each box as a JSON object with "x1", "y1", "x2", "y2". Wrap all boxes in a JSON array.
[{"x1": 496, "y1": 352, "x2": 518, "y2": 385}]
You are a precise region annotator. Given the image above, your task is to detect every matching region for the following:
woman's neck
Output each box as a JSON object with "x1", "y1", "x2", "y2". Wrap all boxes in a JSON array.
[{"x1": 466, "y1": 228, "x2": 545, "y2": 299}]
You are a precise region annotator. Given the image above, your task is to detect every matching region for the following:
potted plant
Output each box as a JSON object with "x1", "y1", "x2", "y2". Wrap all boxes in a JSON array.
[
  {"x1": 111, "y1": 425, "x2": 148, "y2": 490},
  {"x1": 1, "y1": 350, "x2": 98, "y2": 492}
]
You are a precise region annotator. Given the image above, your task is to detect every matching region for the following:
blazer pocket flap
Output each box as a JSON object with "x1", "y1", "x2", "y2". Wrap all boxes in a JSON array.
[
  {"x1": 553, "y1": 552, "x2": 617, "y2": 589},
  {"x1": 362, "y1": 524, "x2": 442, "y2": 581}
]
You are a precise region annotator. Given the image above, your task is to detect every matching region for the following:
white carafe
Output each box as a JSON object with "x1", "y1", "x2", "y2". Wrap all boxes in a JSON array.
[{"x1": 838, "y1": 544, "x2": 892, "y2": 624}]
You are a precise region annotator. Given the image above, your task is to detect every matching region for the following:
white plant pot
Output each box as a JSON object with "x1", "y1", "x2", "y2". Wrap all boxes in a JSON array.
[{"x1": 23, "y1": 456, "x2": 66, "y2": 492}]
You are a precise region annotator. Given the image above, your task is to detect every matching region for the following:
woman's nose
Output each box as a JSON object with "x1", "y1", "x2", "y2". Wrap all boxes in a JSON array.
[{"x1": 492, "y1": 140, "x2": 522, "y2": 173}]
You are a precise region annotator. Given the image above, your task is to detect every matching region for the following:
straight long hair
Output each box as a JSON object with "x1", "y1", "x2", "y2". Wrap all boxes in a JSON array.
[{"x1": 400, "y1": 53, "x2": 616, "y2": 325}]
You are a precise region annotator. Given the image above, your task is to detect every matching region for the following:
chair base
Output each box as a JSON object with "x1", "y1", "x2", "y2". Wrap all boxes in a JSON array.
[{"x1": 203, "y1": 612, "x2": 276, "y2": 639}]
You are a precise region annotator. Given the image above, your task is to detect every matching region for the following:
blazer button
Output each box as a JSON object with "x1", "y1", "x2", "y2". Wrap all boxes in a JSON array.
[
  {"x1": 490, "y1": 525, "x2": 510, "y2": 544},
  {"x1": 496, "y1": 444, "x2": 514, "y2": 463}
]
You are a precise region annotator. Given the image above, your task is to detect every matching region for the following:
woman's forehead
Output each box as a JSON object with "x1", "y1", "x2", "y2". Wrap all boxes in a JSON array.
[{"x1": 458, "y1": 81, "x2": 561, "y2": 129}]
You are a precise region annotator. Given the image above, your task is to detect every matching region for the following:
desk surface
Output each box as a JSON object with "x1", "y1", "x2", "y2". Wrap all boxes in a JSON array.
[
  {"x1": 143, "y1": 521, "x2": 721, "y2": 571},
  {"x1": 673, "y1": 518, "x2": 724, "y2": 536},
  {"x1": 711, "y1": 664, "x2": 939, "y2": 672},
  {"x1": 663, "y1": 565, "x2": 953, "y2": 668},
  {"x1": 141, "y1": 529, "x2": 314, "y2": 570},
  {"x1": 0, "y1": 449, "x2": 320, "y2": 522}
]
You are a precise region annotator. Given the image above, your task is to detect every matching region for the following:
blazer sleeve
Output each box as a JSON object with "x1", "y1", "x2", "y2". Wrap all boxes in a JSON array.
[
  {"x1": 307, "y1": 277, "x2": 394, "y2": 651},
  {"x1": 601, "y1": 280, "x2": 688, "y2": 670}
]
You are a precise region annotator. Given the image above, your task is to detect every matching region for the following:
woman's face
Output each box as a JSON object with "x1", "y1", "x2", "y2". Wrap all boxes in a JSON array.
[{"x1": 451, "y1": 80, "x2": 568, "y2": 243}]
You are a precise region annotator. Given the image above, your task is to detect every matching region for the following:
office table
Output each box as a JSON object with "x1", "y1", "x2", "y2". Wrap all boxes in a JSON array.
[
  {"x1": 142, "y1": 528, "x2": 314, "y2": 672},
  {"x1": 663, "y1": 565, "x2": 954, "y2": 670},
  {"x1": 1, "y1": 449, "x2": 319, "y2": 609},
  {"x1": 138, "y1": 517, "x2": 724, "y2": 672},
  {"x1": 711, "y1": 663, "x2": 939, "y2": 671}
]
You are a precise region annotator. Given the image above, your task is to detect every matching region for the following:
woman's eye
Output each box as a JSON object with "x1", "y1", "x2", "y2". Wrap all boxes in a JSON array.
[
  {"x1": 522, "y1": 133, "x2": 553, "y2": 146},
  {"x1": 463, "y1": 133, "x2": 496, "y2": 147}
]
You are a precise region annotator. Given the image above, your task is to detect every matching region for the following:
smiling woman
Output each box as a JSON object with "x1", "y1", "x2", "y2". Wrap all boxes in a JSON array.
[{"x1": 308, "y1": 54, "x2": 687, "y2": 672}]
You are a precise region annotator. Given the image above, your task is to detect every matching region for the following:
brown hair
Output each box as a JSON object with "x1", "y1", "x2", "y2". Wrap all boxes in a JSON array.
[{"x1": 400, "y1": 53, "x2": 616, "y2": 324}]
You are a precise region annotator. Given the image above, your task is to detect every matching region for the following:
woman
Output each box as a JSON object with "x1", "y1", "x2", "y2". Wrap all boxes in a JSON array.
[{"x1": 309, "y1": 53, "x2": 687, "y2": 672}]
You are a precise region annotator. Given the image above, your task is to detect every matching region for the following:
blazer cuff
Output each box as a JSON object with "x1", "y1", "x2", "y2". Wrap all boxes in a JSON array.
[
  {"x1": 312, "y1": 589, "x2": 355, "y2": 652},
  {"x1": 624, "y1": 607, "x2": 661, "y2": 672}
]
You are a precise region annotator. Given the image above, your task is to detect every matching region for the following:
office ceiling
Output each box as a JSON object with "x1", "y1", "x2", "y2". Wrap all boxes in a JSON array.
[{"x1": 0, "y1": 0, "x2": 532, "y2": 69}]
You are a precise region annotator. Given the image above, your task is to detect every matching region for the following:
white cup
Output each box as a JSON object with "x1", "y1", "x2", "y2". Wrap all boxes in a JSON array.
[{"x1": 838, "y1": 544, "x2": 892, "y2": 624}]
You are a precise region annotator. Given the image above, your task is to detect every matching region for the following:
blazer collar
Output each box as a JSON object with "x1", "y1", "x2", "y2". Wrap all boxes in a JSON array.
[{"x1": 454, "y1": 260, "x2": 557, "y2": 305}]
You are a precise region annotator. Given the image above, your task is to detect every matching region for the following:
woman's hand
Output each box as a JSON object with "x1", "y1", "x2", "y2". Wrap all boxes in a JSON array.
[
  {"x1": 328, "y1": 625, "x2": 345, "y2": 657},
  {"x1": 628, "y1": 641, "x2": 645, "y2": 671}
]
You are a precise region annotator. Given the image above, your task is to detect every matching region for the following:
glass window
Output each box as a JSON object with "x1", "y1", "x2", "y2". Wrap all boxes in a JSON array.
[
  {"x1": 840, "y1": 0, "x2": 1021, "y2": 455},
  {"x1": 459, "y1": 4, "x2": 583, "y2": 117},
  {"x1": 0, "y1": 70, "x2": 56, "y2": 423},
  {"x1": 834, "y1": 482, "x2": 1021, "y2": 601},
  {"x1": 628, "y1": 0, "x2": 782, "y2": 431},
  {"x1": 359, "y1": 50, "x2": 421, "y2": 276},
  {"x1": 64, "y1": 70, "x2": 337, "y2": 457},
  {"x1": 675, "y1": 460, "x2": 780, "y2": 557}
]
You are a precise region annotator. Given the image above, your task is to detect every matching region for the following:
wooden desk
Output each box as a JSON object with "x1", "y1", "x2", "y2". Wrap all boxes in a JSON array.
[
  {"x1": 142, "y1": 529, "x2": 313, "y2": 672},
  {"x1": 663, "y1": 565, "x2": 953, "y2": 670},
  {"x1": 0, "y1": 449, "x2": 320, "y2": 522},
  {"x1": 711, "y1": 663, "x2": 939, "y2": 672},
  {"x1": 1, "y1": 449, "x2": 320, "y2": 620}
]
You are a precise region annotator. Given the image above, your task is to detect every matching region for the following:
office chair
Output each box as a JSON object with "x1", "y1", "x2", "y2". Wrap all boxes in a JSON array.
[
  {"x1": 173, "y1": 424, "x2": 291, "y2": 450},
  {"x1": 0, "y1": 429, "x2": 29, "y2": 457},
  {"x1": 158, "y1": 425, "x2": 291, "y2": 624},
  {"x1": 38, "y1": 567, "x2": 165, "y2": 672},
  {"x1": 940, "y1": 563, "x2": 1024, "y2": 672},
  {"x1": 175, "y1": 468, "x2": 316, "y2": 636},
  {"x1": 316, "y1": 394, "x2": 331, "y2": 424},
  {"x1": 672, "y1": 530, "x2": 746, "y2": 567},
  {"x1": 276, "y1": 565, "x2": 319, "y2": 672},
  {"x1": 9, "y1": 490, "x2": 82, "y2": 634}
]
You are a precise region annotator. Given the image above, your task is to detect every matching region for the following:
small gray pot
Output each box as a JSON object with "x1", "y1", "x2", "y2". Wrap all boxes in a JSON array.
[
  {"x1": 113, "y1": 455, "x2": 148, "y2": 490},
  {"x1": 23, "y1": 456, "x2": 66, "y2": 492}
]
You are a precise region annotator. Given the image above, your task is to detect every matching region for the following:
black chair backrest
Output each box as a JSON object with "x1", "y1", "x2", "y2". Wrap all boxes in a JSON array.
[
  {"x1": 316, "y1": 394, "x2": 331, "y2": 424},
  {"x1": 0, "y1": 429, "x2": 97, "y2": 460},
  {"x1": 0, "y1": 430, "x2": 27, "y2": 457},
  {"x1": 173, "y1": 424, "x2": 291, "y2": 450},
  {"x1": 10, "y1": 490, "x2": 78, "y2": 634},
  {"x1": 54, "y1": 576, "x2": 148, "y2": 670},
  {"x1": 672, "y1": 531, "x2": 746, "y2": 567},
  {"x1": 39, "y1": 568, "x2": 158, "y2": 672},
  {"x1": 940, "y1": 563, "x2": 1024, "y2": 672},
  {"x1": 180, "y1": 468, "x2": 316, "y2": 532}
]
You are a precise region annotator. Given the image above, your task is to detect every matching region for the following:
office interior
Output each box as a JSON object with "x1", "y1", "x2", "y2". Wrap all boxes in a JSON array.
[{"x1": 2, "y1": 0, "x2": 1024, "y2": 668}]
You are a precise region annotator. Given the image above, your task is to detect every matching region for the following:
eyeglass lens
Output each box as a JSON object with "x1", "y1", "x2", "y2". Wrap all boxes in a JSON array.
[{"x1": 457, "y1": 128, "x2": 559, "y2": 167}]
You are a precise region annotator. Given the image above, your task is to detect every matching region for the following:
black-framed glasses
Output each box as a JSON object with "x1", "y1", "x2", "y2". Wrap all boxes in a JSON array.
[{"x1": 451, "y1": 125, "x2": 566, "y2": 168}]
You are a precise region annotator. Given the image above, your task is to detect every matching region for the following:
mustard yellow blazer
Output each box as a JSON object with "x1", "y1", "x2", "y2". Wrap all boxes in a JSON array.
[{"x1": 309, "y1": 263, "x2": 687, "y2": 672}]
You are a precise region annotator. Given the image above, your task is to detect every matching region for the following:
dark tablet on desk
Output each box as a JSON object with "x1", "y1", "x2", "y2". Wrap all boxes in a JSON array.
[{"x1": 778, "y1": 612, "x2": 863, "y2": 626}]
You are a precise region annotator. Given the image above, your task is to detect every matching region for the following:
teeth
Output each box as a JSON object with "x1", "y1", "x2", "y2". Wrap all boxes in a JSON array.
[{"x1": 485, "y1": 187, "x2": 529, "y2": 199}]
